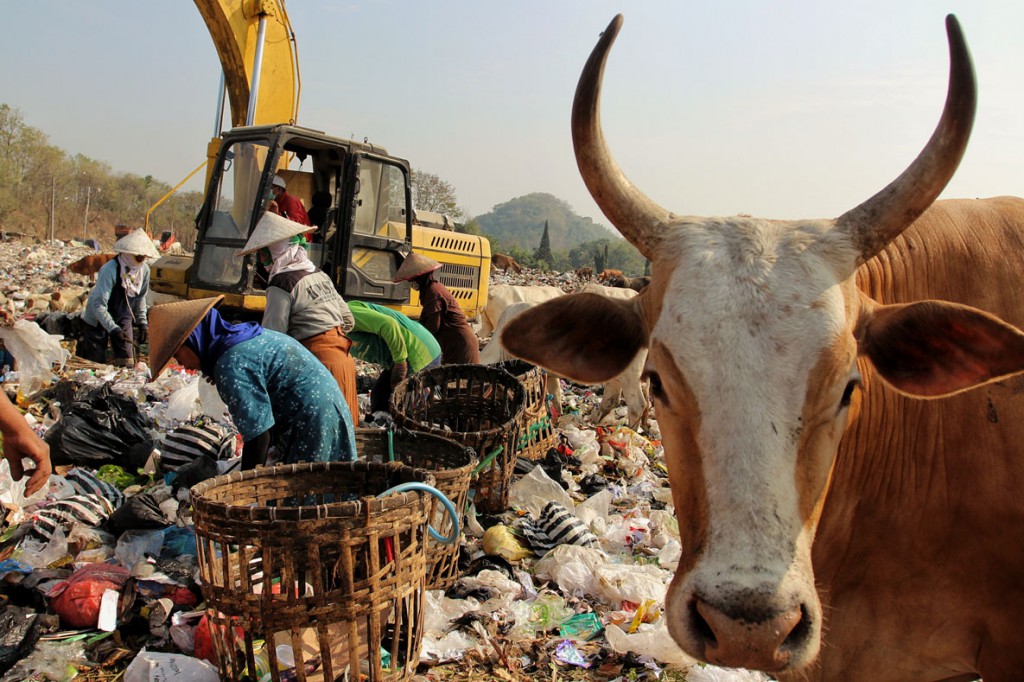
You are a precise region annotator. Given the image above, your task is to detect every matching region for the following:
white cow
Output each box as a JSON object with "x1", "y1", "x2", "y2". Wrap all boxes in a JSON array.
[
  {"x1": 477, "y1": 284, "x2": 565, "y2": 338},
  {"x1": 482, "y1": 289, "x2": 650, "y2": 429}
]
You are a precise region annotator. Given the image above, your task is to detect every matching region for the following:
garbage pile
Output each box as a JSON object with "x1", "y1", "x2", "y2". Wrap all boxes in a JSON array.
[{"x1": 0, "y1": 239, "x2": 768, "y2": 681}]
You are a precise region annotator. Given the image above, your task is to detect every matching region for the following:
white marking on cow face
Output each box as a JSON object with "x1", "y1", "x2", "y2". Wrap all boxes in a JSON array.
[{"x1": 648, "y1": 216, "x2": 861, "y2": 671}]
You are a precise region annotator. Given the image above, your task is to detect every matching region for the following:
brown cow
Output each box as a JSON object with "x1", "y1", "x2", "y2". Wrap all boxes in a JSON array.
[
  {"x1": 491, "y1": 253, "x2": 523, "y2": 273},
  {"x1": 596, "y1": 268, "x2": 622, "y2": 282},
  {"x1": 68, "y1": 253, "x2": 117, "y2": 283},
  {"x1": 575, "y1": 266, "x2": 593, "y2": 280},
  {"x1": 503, "y1": 15, "x2": 1024, "y2": 680},
  {"x1": 606, "y1": 274, "x2": 651, "y2": 292}
]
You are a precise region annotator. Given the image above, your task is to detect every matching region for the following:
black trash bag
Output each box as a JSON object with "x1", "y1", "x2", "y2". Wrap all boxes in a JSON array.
[
  {"x1": 0, "y1": 605, "x2": 41, "y2": 675},
  {"x1": 106, "y1": 488, "x2": 172, "y2": 535},
  {"x1": 172, "y1": 454, "x2": 219, "y2": 491},
  {"x1": 45, "y1": 383, "x2": 155, "y2": 467}
]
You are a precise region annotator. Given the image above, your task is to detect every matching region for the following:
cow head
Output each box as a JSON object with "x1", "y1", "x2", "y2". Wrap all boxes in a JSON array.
[{"x1": 504, "y1": 14, "x2": 1024, "y2": 673}]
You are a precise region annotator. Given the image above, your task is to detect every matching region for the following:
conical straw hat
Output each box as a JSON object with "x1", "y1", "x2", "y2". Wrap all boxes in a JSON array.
[
  {"x1": 393, "y1": 252, "x2": 441, "y2": 282},
  {"x1": 236, "y1": 211, "x2": 309, "y2": 256},
  {"x1": 148, "y1": 296, "x2": 223, "y2": 379},
  {"x1": 113, "y1": 228, "x2": 160, "y2": 259}
]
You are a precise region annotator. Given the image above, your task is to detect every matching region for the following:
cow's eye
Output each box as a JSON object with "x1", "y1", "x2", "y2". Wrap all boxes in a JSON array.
[
  {"x1": 646, "y1": 371, "x2": 665, "y2": 401},
  {"x1": 840, "y1": 378, "x2": 860, "y2": 408}
]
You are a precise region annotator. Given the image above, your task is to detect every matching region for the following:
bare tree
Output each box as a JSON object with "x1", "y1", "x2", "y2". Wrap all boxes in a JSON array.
[{"x1": 411, "y1": 168, "x2": 465, "y2": 221}]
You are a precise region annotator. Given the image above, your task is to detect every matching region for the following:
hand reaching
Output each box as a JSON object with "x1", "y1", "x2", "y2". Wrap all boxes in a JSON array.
[{"x1": 390, "y1": 360, "x2": 409, "y2": 388}]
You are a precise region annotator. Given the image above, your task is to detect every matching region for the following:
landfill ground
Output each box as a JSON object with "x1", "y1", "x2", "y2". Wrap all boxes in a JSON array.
[{"x1": 0, "y1": 237, "x2": 768, "y2": 682}]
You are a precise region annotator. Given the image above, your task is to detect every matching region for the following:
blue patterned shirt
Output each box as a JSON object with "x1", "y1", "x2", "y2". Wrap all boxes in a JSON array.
[{"x1": 213, "y1": 330, "x2": 356, "y2": 463}]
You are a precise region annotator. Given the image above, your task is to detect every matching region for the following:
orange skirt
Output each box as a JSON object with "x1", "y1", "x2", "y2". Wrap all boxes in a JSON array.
[{"x1": 301, "y1": 327, "x2": 360, "y2": 425}]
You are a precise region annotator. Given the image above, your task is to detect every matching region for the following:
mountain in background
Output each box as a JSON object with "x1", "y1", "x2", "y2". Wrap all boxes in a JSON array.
[{"x1": 473, "y1": 193, "x2": 618, "y2": 252}]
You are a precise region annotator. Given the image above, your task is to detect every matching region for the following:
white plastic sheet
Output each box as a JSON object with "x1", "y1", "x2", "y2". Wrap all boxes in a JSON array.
[
  {"x1": 0, "y1": 319, "x2": 69, "y2": 394},
  {"x1": 507, "y1": 465, "x2": 574, "y2": 516},
  {"x1": 123, "y1": 649, "x2": 219, "y2": 682}
]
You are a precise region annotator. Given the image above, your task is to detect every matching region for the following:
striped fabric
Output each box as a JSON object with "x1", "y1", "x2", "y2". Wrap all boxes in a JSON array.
[
  {"x1": 520, "y1": 501, "x2": 599, "y2": 555},
  {"x1": 25, "y1": 494, "x2": 115, "y2": 541},
  {"x1": 65, "y1": 467, "x2": 125, "y2": 509},
  {"x1": 160, "y1": 422, "x2": 236, "y2": 472}
]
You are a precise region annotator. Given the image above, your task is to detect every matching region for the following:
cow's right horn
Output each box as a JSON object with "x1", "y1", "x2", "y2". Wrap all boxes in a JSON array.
[
  {"x1": 835, "y1": 15, "x2": 976, "y2": 266},
  {"x1": 573, "y1": 15, "x2": 672, "y2": 261}
]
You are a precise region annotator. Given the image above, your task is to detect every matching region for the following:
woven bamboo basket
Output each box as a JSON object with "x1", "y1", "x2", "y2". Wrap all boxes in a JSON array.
[
  {"x1": 356, "y1": 428, "x2": 476, "y2": 590},
  {"x1": 390, "y1": 364, "x2": 526, "y2": 514},
  {"x1": 489, "y1": 359, "x2": 559, "y2": 461},
  {"x1": 191, "y1": 460, "x2": 434, "y2": 682}
]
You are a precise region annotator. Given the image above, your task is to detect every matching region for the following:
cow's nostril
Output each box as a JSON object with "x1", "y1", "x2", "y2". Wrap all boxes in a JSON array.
[
  {"x1": 782, "y1": 603, "x2": 812, "y2": 650},
  {"x1": 692, "y1": 596, "x2": 805, "y2": 671},
  {"x1": 689, "y1": 599, "x2": 717, "y2": 646}
]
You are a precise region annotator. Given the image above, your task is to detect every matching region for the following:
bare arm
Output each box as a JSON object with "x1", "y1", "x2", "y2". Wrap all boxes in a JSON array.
[{"x1": 0, "y1": 391, "x2": 51, "y2": 496}]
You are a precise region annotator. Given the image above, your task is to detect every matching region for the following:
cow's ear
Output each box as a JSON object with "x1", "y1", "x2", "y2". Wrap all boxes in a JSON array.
[
  {"x1": 858, "y1": 300, "x2": 1024, "y2": 397},
  {"x1": 501, "y1": 292, "x2": 646, "y2": 383}
]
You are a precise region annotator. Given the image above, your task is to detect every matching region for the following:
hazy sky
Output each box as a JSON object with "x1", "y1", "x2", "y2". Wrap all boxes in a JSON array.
[{"x1": 2, "y1": 1, "x2": 1021, "y2": 230}]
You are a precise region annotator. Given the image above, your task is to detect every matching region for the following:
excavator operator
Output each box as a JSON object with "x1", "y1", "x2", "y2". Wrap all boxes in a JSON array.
[{"x1": 268, "y1": 175, "x2": 311, "y2": 228}]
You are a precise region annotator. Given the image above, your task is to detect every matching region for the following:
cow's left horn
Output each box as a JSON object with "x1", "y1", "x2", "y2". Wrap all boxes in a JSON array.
[
  {"x1": 573, "y1": 15, "x2": 671, "y2": 260},
  {"x1": 836, "y1": 15, "x2": 976, "y2": 265}
]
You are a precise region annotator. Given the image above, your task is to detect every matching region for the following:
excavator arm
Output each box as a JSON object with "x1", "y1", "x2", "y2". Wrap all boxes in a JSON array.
[{"x1": 194, "y1": 0, "x2": 300, "y2": 128}]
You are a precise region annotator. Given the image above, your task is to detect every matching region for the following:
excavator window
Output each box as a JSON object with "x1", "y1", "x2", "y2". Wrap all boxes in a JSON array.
[{"x1": 194, "y1": 139, "x2": 273, "y2": 288}]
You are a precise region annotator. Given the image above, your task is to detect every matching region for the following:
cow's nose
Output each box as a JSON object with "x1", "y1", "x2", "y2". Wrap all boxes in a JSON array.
[{"x1": 692, "y1": 597, "x2": 808, "y2": 672}]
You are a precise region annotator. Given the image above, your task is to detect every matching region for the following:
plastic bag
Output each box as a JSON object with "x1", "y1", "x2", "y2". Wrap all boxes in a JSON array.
[
  {"x1": 0, "y1": 320, "x2": 68, "y2": 395},
  {"x1": 0, "y1": 460, "x2": 50, "y2": 526},
  {"x1": 45, "y1": 383, "x2": 155, "y2": 467},
  {"x1": 604, "y1": 622, "x2": 695, "y2": 670},
  {"x1": 533, "y1": 545, "x2": 607, "y2": 597},
  {"x1": 171, "y1": 454, "x2": 218, "y2": 491},
  {"x1": 106, "y1": 488, "x2": 172, "y2": 534},
  {"x1": 593, "y1": 563, "x2": 669, "y2": 608},
  {"x1": 161, "y1": 526, "x2": 197, "y2": 558},
  {"x1": 197, "y1": 377, "x2": 229, "y2": 419},
  {"x1": 164, "y1": 379, "x2": 200, "y2": 423},
  {"x1": 507, "y1": 465, "x2": 574, "y2": 516},
  {"x1": 115, "y1": 529, "x2": 165, "y2": 571},
  {"x1": 48, "y1": 562, "x2": 130, "y2": 628},
  {"x1": 0, "y1": 639, "x2": 87, "y2": 682},
  {"x1": 0, "y1": 605, "x2": 41, "y2": 675},
  {"x1": 12, "y1": 526, "x2": 68, "y2": 569},
  {"x1": 123, "y1": 649, "x2": 219, "y2": 682},
  {"x1": 482, "y1": 524, "x2": 532, "y2": 561}
]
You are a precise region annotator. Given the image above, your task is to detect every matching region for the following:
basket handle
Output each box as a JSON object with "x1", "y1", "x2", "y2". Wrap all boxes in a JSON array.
[
  {"x1": 377, "y1": 482, "x2": 460, "y2": 545},
  {"x1": 471, "y1": 445, "x2": 504, "y2": 477}
]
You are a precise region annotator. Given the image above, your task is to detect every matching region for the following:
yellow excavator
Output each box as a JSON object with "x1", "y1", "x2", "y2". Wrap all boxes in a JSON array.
[{"x1": 150, "y1": 0, "x2": 490, "y2": 319}]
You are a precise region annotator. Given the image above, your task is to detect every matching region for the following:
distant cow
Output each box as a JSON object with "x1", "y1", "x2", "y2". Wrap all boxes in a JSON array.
[
  {"x1": 482, "y1": 294, "x2": 650, "y2": 430},
  {"x1": 68, "y1": 253, "x2": 117, "y2": 282},
  {"x1": 49, "y1": 289, "x2": 89, "y2": 314},
  {"x1": 477, "y1": 284, "x2": 564, "y2": 338},
  {"x1": 606, "y1": 274, "x2": 651, "y2": 292},
  {"x1": 575, "y1": 266, "x2": 593, "y2": 280},
  {"x1": 491, "y1": 253, "x2": 523, "y2": 273},
  {"x1": 596, "y1": 268, "x2": 622, "y2": 282}
]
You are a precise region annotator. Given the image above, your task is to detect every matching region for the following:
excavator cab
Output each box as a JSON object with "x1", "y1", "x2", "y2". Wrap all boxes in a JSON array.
[
  {"x1": 151, "y1": 123, "x2": 490, "y2": 318},
  {"x1": 182, "y1": 124, "x2": 416, "y2": 312}
]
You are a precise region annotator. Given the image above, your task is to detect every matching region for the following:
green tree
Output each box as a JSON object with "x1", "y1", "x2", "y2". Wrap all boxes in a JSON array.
[
  {"x1": 533, "y1": 220, "x2": 553, "y2": 268},
  {"x1": 457, "y1": 217, "x2": 482, "y2": 235},
  {"x1": 411, "y1": 168, "x2": 465, "y2": 221}
]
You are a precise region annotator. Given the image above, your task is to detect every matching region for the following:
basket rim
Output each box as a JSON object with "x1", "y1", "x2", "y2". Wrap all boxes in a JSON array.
[
  {"x1": 354, "y1": 427, "x2": 478, "y2": 470},
  {"x1": 390, "y1": 363, "x2": 528, "y2": 428},
  {"x1": 190, "y1": 460, "x2": 436, "y2": 521}
]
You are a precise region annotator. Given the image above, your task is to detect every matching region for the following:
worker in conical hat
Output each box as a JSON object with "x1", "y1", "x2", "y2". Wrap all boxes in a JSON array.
[
  {"x1": 79, "y1": 228, "x2": 160, "y2": 366},
  {"x1": 238, "y1": 212, "x2": 360, "y2": 424},
  {"x1": 393, "y1": 252, "x2": 480, "y2": 364},
  {"x1": 149, "y1": 296, "x2": 356, "y2": 469}
]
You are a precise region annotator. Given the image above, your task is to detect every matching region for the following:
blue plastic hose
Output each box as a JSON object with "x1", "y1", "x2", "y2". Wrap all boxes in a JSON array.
[{"x1": 377, "y1": 482, "x2": 460, "y2": 544}]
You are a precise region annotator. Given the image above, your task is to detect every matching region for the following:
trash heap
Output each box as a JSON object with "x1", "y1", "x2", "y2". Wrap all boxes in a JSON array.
[{"x1": 0, "y1": 241, "x2": 768, "y2": 681}]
